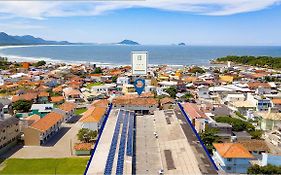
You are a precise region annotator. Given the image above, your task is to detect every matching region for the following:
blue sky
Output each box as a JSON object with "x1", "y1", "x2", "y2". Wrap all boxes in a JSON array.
[{"x1": 0, "y1": 1, "x2": 281, "y2": 45}]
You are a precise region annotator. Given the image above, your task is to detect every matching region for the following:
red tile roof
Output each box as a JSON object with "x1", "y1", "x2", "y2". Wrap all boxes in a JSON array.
[
  {"x1": 30, "y1": 112, "x2": 64, "y2": 132},
  {"x1": 74, "y1": 143, "x2": 92, "y2": 151},
  {"x1": 79, "y1": 106, "x2": 107, "y2": 123},
  {"x1": 213, "y1": 143, "x2": 254, "y2": 159},
  {"x1": 183, "y1": 103, "x2": 207, "y2": 119},
  {"x1": 247, "y1": 82, "x2": 271, "y2": 89},
  {"x1": 51, "y1": 96, "x2": 65, "y2": 103},
  {"x1": 59, "y1": 102, "x2": 76, "y2": 112},
  {"x1": 12, "y1": 93, "x2": 38, "y2": 102}
]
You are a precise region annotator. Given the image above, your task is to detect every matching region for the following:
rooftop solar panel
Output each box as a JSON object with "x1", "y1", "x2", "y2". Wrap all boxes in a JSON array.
[
  {"x1": 116, "y1": 111, "x2": 129, "y2": 175},
  {"x1": 104, "y1": 110, "x2": 124, "y2": 175}
]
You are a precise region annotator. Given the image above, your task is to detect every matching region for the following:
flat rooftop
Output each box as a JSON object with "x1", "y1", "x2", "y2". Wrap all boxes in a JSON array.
[
  {"x1": 135, "y1": 109, "x2": 203, "y2": 174},
  {"x1": 86, "y1": 109, "x2": 135, "y2": 175}
]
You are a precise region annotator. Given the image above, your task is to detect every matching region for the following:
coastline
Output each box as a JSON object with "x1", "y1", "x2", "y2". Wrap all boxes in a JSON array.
[
  {"x1": 0, "y1": 44, "x2": 187, "y2": 68},
  {"x1": 0, "y1": 45, "x2": 126, "y2": 67}
]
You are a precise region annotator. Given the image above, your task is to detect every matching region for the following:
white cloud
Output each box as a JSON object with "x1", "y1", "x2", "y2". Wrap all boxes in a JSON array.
[
  {"x1": 0, "y1": 0, "x2": 280, "y2": 19},
  {"x1": 0, "y1": 22, "x2": 45, "y2": 30}
]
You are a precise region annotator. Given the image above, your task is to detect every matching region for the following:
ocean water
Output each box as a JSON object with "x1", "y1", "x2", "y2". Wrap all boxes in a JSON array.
[{"x1": 1, "y1": 45, "x2": 281, "y2": 66}]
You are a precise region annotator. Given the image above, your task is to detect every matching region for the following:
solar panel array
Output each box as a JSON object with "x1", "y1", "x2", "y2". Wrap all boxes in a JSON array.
[
  {"x1": 116, "y1": 111, "x2": 129, "y2": 175},
  {"x1": 126, "y1": 112, "x2": 135, "y2": 156},
  {"x1": 104, "y1": 110, "x2": 124, "y2": 175}
]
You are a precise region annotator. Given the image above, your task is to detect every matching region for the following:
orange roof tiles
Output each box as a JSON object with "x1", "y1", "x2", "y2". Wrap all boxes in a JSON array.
[
  {"x1": 183, "y1": 103, "x2": 207, "y2": 119},
  {"x1": 12, "y1": 93, "x2": 38, "y2": 102},
  {"x1": 213, "y1": 143, "x2": 254, "y2": 159},
  {"x1": 160, "y1": 97, "x2": 175, "y2": 105},
  {"x1": 89, "y1": 74, "x2": 102, "y2": 77},
  {"x1": 79, "y1": 106, "x2": 107, "y2": 123},
  {"x1": 38, "y1": 91, "x2": 49, "y2": 97},
  {"x1": 30, "y1": 112, "x2": 64, "y2": 132},
  {"x1": 272, "y1": 98, "x2": 281, "y2": 105},
  {"x1": 51, "y1": 96, "x2": 65, "y2": 103},
  {"x1": 247, "y1": 82, "x2": 271, "y2": 89},
  {"x1": 113, "y1": 96, "x2": 157, "y2": 106},
  {"x1": 91, "y1": 99, "x2": 109, "y2": 107},
  {"x1": 59, "y1": 102, "x2": 76, "y2": 112},
  {"x1": 53, "y1": 86, "x2": 63, "y2": 93},
  {"x1": 25, "y1": 114, "x2": 41, "y2": 125},
  {"x1": 184, "y1": 76, "x2": 198, "y2": 83},
  {"x1": 74, "y1": 143, "x2": 92, "y2": 151}
]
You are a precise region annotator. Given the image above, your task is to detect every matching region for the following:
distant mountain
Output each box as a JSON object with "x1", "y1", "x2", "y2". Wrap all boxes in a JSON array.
[
  {"x1": 117, "y1": 39, "x2": 140, "y2": 45},
  {"x1": 0, "y1": 32, "x2": 71, "y2": 45},
  {"x1": 178, "y1": 42, "x2": 186, "y2": 46}
]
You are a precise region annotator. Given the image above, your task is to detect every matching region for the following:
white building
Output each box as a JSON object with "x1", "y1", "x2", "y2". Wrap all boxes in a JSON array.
[
  {"x1": 116, "y1": 77, "x2": 130, "y2": 85},
  {"x1": 197, "y1": 85, "x2": 210, "y2": 99},
  {"x1": 91, "y1": 84, "x2": 116, "y2": 95}
]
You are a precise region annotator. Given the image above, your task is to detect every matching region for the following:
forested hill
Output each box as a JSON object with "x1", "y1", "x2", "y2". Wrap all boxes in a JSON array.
[{"x1": 214, "y1": 55, "x2": 281, "y2": 69}]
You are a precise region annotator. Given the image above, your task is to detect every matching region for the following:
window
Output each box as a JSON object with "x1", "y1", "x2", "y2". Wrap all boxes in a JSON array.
[
  {"x1": 226, "y1": 166, "x2": 231, "y2": 170},
  {"x1": 227, "y1": 158, "x2": 232, "y2": 162}
]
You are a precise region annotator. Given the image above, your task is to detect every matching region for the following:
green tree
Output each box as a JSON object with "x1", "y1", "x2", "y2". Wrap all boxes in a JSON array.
[
  {"x1": 92, "y1": 67, "x2": 103, "y2": 74},
  {"x1": 215, "y1": 55, "x2": 281, "y2": 69},
  {"x1": 199, "y1": 128, "x2": 219, "y2": 153},
  {"x1": 182, "y1": 93, "x2": 194, "y2": 101},
  {"x1": 12, "y1": 100, "x2": 32, "y2": 112},
  {"x1": 77, "y1": 128, "x2": 97, "y2": 143},
  {"x1": 215, "y1": 116, "x2": 255, "y2": 132},
  {"x1": 165, "y1": 86, "x2": 177, "y2": 98},
  {"x1": 248, "y1": 164, "x2": 281, "y2": 174},
  {"x1": 34, "y1": 60, "x2": 46, "y2": 67},
  {"x1": 189, "y1": 66, "x2": 205, "y2": 74},
  {"x1": 249, "y1": 130, "x2": 263, "y2": 139},
  {"x1": 112, "y1": 76, "x2": 118, "y2": 83}
]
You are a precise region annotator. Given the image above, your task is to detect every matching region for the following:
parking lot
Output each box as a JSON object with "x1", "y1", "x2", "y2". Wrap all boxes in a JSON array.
[{"x1": 135, "y1": 109, "x2": 203, "y2": 174}]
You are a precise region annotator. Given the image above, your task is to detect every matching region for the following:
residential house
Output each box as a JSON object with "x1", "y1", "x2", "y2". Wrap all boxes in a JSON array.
[
  {"x1": 63, "y1": 87, "x2": 83, "y2": 102},
  {"x1": 224, "y1": 93, "x2": 245, "y2": 104},
  {"x1": 91, "y1": 83, "x2": 116, "y2": 95},
  {"x1": 247, "y1": 94, "x2": 272, "y2": 112},
  {"x1": 247, "y1": 82, "x2": 272, "y2": 95},
  {"x1": 160, "y1": 97, "x2": 175, "y2": 110},
  {"x1": 208, "y1": 121, "x2": 232, "y2": 141},
  {"x1": 38, "y1": 91, "x2": 50, "y2": 104},
  {"x1": 261, "y1": 153, "x2": 281, "y2": 166},
  {"x1": 271, "y1": 98, "x2": 281, "y2": 111},
  {"x1": 58, "y1": 102, "x2": 77, "y2": 122},
  {"x1": 233, "y1": 131, "x2": 252, "y2": 141},
  {"x1": 183, "y1": 103, "x2": 208, "y2": 132},
  {"x1": 213, "y1": 143, "x2": 254, "y2": 174},
  {"x1": 256, "y1": 111, "x2": 281, "y2": 130},
  {"x1": 88, "y1": 74, "x2": 102, "y2": 82},
  {"x1": 12, "y1": 93, "x2": 38, "y2": 103},
  {"x1": 238, "y1": 140, "x2": 270, "y2": 159},
  {"x1": 197, "y1": 85, "x2": 210, "y2": 99},
  {"x1": 50, "y1": 96, "x2": 65, "y2": 105},
  {"x1": 0, "y1": 114, "x2": 19, "y2": 154},
  {"x1": 117, "y1": 77, "x2": 130, "y2": 86},
  {"x1": 158, "y1": 81, "x2": 177, "y2": 88},
  {"x1": 122, "y1": 84, "x2": 135, "y2": 94},
  {"x1": 24, "y1": 112, "x2": 64, "y2": 146},
  {"x1": 30, "y1": 104, "x2": 53, "y2": 118},
  {"x1": 79, "y1": 106, "x2": 107, "y2": 131}
]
